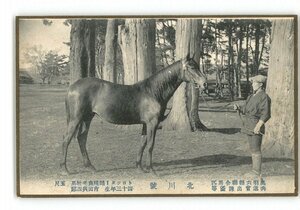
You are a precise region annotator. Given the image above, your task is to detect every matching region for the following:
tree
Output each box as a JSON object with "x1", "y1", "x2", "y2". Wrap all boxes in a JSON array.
[
  {"x1": 23, "y1": 46, "x2": 68, "y2": 84},
  {"x1": 234, "y1": 20, "x2": 244, "y2": 98},
  {"x1": 40, "y1": 51, "x2": 68, "y2": 84},
  {"x1": 23, "y1": 45, "x2": 46, "y2": 76},
  {"x1": 250, "y1": 20, "x2": 272, "y2": 75},
  {"x1": 103, "y1": 19, "x2": 118, "y2": 82},
  {"x1": 94, "y1": 20, "x2": 107, "y2": 79},
  {"x1": 262, "y1": 18, "x2": 295, "y2": 159},
  {"x1": 118, "y1": 19, "x2": 156, "y2": 84},
  {"x1": 225, "y1": 19, "x2": 235, "y2": 101},
  {"x1": 155, "y1": 19, "x2": 176, "y2": 69},
  {"x1": 163, "y1": 19, "x2": 206, "y2": 131},
  {"x1": 69, "y1": 19, "x2": 96, "y2": 83}
]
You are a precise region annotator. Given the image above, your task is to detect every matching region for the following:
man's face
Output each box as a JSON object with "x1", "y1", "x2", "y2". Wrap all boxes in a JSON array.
[{"x1": 252, "y1": 81, "x2": 262, "y2": 92}]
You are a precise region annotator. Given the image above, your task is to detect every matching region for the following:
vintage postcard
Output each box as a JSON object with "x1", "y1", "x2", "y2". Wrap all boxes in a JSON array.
[{"x1": 16, "y1": 16, "x2": 297, "y2": 196}]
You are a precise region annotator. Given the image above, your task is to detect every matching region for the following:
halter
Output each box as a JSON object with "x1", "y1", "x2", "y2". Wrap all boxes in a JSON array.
[
  {"x1": 181, "y1": 61, "x2": 199, "y2": 84},
  {"x1": 181, "y1": 60, "x2": 188, "y2": 79},
  {"x1": 181, "y1": 60, "x2": 195, "y2": 81}
]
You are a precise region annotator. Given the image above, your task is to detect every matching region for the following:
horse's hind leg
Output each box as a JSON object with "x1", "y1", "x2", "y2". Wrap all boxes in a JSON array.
[
  {"x1": 77, "y1": 114, "x2": 96, "y2": 171},
  {"x1": 60, "y1": 119, "x2": 81, "y2": 174},
  {"x1": 136, "y1": 123, "x2": 147, "y2": 171}
]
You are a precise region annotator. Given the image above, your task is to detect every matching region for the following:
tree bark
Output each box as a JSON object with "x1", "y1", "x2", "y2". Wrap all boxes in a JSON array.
[
  {"x1": 69, "y1": 20, "x2": 96, "y2": 84},
  {"x1": 118, "y1": 19, "x2": 156, "y2": 84},
  {"x1": 262, "y1": 19, "x2": 295, "y2": 159},
  {"x1": 163, "y1": 19, "x2": 206, "y2": 131},
  {"x1": 103, "y1": 19, "x2": 118, "y2": 83},
  {"x1": 95, "y1": 20, "x2": 107, "y2": 80}
]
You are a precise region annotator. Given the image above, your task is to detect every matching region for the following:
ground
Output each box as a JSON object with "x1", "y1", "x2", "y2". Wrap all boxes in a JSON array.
[{"x1": 18, "y1": 84, "x2": 295, "y2": 195}]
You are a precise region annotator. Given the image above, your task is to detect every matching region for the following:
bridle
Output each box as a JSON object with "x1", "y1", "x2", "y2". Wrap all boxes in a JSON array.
[{"x1": 181, "y1": 60, "x2": 205, "y2": 87}]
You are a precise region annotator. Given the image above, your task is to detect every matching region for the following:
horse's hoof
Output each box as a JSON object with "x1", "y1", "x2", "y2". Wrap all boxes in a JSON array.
[
  {"x1": 61, "y1": 170, "x2": 70, "y2": 176},
  {"x1": 85, "y1": 164, "x2": 97, "y2": 172},
  {"x1": 137, "y1": 166, "x2": 148, "y2": 173},
  {"x1": 144, "y1": 166, "x2": 156, "y2": 174},
  {"x1": 60, "y1": 162, "x2": 65, "y2": 169},
  {"x1": 60, "y1": 163, "x2": 70, "y2": 175},
  {"x1": 60, "y1": 167, "x2": 70, "y2": 175},
  {"x1": 149, "y1": 168, "x2": 158, "y2": 176}
]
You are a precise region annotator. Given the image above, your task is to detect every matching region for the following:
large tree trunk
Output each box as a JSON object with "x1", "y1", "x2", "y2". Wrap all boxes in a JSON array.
[
  {"x1": 163, "y1": 19, "x2": 206, "y2": 131},
  {"x1": 262, "y1": 19, "x2": 295, "y2": 159},
  {"x1": 118, "y1": 19, "x2": 156, "y2": 84},
  {"x1": 103, "y1": 19, "x2": 118, "y2": 83},
  {"x1": 95, "y1": 20, "x2": 107, "y2": 80},
  {"x1": 69, "y1": 20, "x2": 96, "y2": 84}
]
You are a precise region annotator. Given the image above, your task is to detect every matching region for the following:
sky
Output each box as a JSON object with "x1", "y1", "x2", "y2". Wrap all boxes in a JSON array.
[{"x1": 19, "y1": 19, "x2": 71, "y2": 69}]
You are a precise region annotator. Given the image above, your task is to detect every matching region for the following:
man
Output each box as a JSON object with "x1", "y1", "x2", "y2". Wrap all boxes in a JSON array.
[{"x1": 234, "y1": 75, "x2": 271, "y2": 177}]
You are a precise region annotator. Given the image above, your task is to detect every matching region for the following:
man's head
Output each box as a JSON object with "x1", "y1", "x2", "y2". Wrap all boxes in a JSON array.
[{"x1": 250, "y1": 75, "x2": 267, "y2": 92}]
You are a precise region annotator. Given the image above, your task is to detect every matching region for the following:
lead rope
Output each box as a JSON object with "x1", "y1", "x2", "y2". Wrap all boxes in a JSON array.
[
  {"x1": 200, "y1": 91, "x2": 211, "y2": 110},
  {"x1": 237, "y1": 108, "x2": 245, "y2": 127}
]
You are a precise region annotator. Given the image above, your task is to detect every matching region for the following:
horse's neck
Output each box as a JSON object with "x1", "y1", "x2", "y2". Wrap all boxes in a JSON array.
[{"x1": 146, "y1": 62, "x2": 183, "y2": 103}]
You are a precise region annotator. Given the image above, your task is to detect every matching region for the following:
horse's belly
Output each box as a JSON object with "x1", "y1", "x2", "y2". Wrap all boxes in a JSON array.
[{"x1": 94, "y1": 103, "x2": 141, "y2": 125}]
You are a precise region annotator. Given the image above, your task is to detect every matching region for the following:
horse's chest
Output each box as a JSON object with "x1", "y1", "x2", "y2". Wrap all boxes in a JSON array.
[{"x1": 139, "y1": 97, "x2": 161, "y2": 122}]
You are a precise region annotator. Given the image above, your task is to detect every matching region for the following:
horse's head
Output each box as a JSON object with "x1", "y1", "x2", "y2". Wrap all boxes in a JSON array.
[{"x1": 181, "y1": 54, "x2": 206, "y2": 90}]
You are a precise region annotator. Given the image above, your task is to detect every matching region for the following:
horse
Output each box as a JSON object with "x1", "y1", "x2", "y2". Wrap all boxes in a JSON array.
[{"x1": 60, "y1": 54, "x2": 206, "y2": 174}]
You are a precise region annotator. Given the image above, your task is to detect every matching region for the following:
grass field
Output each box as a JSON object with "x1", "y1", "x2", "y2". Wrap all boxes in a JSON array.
[{"x1": 18, "y1": 84, "x2": 295, "y2": 194}]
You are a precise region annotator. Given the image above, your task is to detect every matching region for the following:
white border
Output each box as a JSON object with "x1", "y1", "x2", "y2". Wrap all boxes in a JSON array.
[{"x1": 1, "y1": 0, "x2": 299, "y2": 209}]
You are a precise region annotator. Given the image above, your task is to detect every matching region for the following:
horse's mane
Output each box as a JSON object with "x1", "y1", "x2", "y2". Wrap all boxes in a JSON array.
[{"x1": 136, "y1": 61, "x2": 182, "y2": 102}]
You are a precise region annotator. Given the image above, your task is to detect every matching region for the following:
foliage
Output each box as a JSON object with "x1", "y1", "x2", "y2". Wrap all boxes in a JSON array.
[
  {"x1": 23, "y1": 46, "x2": 69, "y2": 84},
  {"x1": 40, "y1": 51, "x2": 68, "y2": 84},
  {"x1": 155, "y1": 19, "x2": 176, "y2": 69}
]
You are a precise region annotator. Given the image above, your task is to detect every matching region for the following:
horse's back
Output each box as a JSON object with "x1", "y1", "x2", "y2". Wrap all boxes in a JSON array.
[
  {"x1": 69, "y1": 77, "x2": 105, "y2": 92},
  {"x1": 67, "y1": 77, "x2": 143, "y2": 124}
]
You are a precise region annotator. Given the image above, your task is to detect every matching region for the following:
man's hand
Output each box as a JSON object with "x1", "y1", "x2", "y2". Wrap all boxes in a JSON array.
[
  {"x1": 254, "y1": 120, "x2": 264, "y2": 134},
  {"x1": 233, "y1": 104, "x2": 240, "y2": 111}
]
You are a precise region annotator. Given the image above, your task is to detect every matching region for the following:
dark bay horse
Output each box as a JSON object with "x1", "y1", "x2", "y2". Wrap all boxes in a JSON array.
[{"x1": 61, "y1": 54, "x2": 206, "y2": 174}]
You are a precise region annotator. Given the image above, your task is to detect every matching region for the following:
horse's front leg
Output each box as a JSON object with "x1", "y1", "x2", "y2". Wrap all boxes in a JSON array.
[
  {"x1": 146, "y1": 118, "x2": 158, "y2": 174},
  {"x1": 136, "y1": 124, "x2": 147, "y2": 172}
]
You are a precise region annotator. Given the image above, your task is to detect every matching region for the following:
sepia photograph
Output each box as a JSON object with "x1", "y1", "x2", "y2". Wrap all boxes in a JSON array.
[{"x1": 16, "y1": 16, "x2": 297, "y2": 196}]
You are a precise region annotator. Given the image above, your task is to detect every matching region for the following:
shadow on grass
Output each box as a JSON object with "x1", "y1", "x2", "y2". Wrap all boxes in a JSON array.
[
  {"x1": 68, "y1": 154, "x2": 293, "y2": 176},
  {"x1": 199, "y1": 109, "x2": 237, "y2": 113},
  {"x1": 153, "y1": 154, "x2": 293, "y2": 171},
  {"x1": 207, "y1": 128, "x2": 241, "y2": 134}
]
